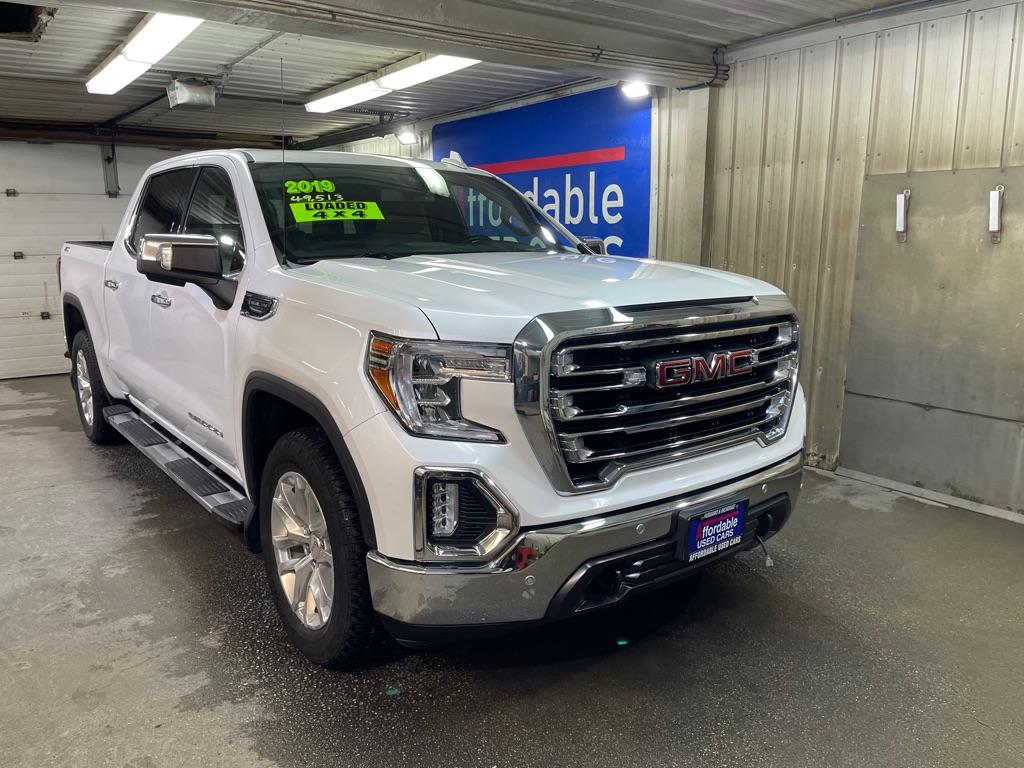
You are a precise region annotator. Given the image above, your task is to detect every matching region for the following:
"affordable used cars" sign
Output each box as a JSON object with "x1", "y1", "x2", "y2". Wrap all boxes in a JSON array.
[{"x1": 431, "y1": 86, "x2": 653, "y2": 257}]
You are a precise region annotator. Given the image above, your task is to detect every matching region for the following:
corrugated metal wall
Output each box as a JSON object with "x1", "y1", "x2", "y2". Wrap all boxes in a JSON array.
[
  {"x1": 655, "y1": 88, "x2": 709, "y2": 264},
  {"x1": 705, "y1": 0, "x2": 1024, "y2": 468}
]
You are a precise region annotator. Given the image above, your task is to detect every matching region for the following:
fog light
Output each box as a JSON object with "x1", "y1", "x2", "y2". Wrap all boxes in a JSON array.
[
  {"x1": 415, "y1": 469, "x2": 519, "y2": 562},
  {"x1": 429, "y1": 480, "x2": 459, "y2": 537}
]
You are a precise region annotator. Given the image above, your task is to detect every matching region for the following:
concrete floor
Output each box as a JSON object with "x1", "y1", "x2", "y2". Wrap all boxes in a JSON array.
[{"x1": 2, "y1": 375, "x2": 1022, "y2": 768}]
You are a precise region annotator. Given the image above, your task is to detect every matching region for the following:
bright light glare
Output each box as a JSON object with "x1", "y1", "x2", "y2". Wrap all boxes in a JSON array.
[
  {"x1": 306, "y1": 54, "x2": 481, "y2": 113},
  {"x1": 621, "y1": 81, "x2": 650, "y2": 98},
  {"x1": 305, "y1": 80, "x2": 392, "y2": 113},
  {"x1": 396, "y1": 128, "x2": 420, "y2": 145},
  {"x1": 415, "y1": 167, "x2": 449, "y2": 197},
  {"x1": 86, "y1": 55, "x2": 151, "y2": 94},
  {"x1": 122, "y1": 13, "x2": 203, "y2": 64},
  {"x1": 85, "y1": 12, "x2": 202, "y2": 95},
  {"x1": 377, "y1": 55, "x2": 480, "y2": 90}
]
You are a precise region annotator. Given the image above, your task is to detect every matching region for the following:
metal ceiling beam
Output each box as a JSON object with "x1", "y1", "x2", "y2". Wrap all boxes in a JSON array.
[
  {"x1": 295, "y1": 116, "x2": 400, "y2": 150},
  {"x1": 0, "y1": 119, "x2": 285, "y2": 148},
  {"x1": 28, "y1": 0, "x2": 721, "y2": 86}
]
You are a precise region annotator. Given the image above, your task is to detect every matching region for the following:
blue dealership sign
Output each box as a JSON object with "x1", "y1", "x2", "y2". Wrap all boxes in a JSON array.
[{"x1": 431, "y1": 86, "x2": 653, "y2": 257}]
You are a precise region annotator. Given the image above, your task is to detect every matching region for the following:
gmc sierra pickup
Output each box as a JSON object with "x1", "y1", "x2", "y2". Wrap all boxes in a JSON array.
[{"x1": 60, "y1": 149, "x2": 804, "y2": 667}]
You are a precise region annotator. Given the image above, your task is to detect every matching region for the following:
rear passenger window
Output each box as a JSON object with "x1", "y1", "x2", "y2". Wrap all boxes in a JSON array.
[
  {"x1": 130, "y1": 169, "x2": 196, "y2": 255},
  {"x1": 182, "y1": 166, "x2": 245, "y2": 274}
]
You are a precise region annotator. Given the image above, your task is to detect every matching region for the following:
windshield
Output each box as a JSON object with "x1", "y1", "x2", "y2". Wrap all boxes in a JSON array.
[{"x1": 250, "y1": 161, "x2": 578, "y2": 262}]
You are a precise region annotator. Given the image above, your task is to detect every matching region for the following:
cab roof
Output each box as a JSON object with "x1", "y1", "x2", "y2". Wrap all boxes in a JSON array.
[{"x1": 169, "y1": 148, "x2": 483, "y2": 174}]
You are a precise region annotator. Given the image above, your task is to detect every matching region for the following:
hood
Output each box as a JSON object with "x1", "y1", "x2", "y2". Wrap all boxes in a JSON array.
[{"x1": 292, "y1": 252, "x2": 784, "y2": 342}]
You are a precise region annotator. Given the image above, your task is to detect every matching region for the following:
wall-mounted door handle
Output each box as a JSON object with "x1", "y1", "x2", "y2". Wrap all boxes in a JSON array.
[
  {"x1": 104, "y1": 279, "x2": 120, "y2": 291},
  {"x1": 150, "y1": 293, "x2": 172, "y2": 308}
]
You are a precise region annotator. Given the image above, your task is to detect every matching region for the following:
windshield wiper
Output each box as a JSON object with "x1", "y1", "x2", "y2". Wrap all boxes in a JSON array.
[
  {"x1": 285, "y1": 251, "x2": 408, "y2": 265},
  {"x1": 354, "y1": 251, "x2": 407, "y2": 260}
]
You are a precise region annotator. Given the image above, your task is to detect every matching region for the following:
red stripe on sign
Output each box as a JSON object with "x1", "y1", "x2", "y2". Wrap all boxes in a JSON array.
[{"x1": 477, "y1": 146, "x2": 626, "y2": 175}]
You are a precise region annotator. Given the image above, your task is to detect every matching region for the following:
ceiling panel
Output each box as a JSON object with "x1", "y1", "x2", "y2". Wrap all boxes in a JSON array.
[
  {"x1": 0, "y1": 3, "x2": 584, "y2": 142},
  {"x1": 466, "y1": 0, "x2": 912, "y2": 48},
  {"x1": 0, "y1": 0, "x2": 913, "y2": 145}
]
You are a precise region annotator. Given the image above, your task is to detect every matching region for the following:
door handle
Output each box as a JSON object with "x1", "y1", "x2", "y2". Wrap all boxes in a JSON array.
[
  {"x1": 104, "y1": 279, "x2": 120, "y2": 291},
  {"x1": 150, "y1": 293, "x2": 172, "y2": 308}
]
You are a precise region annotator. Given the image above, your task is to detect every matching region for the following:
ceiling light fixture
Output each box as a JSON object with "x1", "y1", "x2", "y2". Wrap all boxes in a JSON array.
[
  {"x1": 86, "y1": 13, "x2": 203, "y2": 95},
  {"x1": 396, "y1": 128, "x2": 420, "y2": 145},
  {"x1": 377, "y1": 55, "x2": 480, "y2": 90},
  {"x1": 305, "y1": 54, "x2": 481, "y2": 114},
  {"x1": 620, "y1": 81, "x2": 650, "y2": 99},
  {"x1": 304, "y1": 80, "x2": 393, "y2": 114},
  {"x1": 85, "y1": 55, "x2": 151, "y2": 96}
]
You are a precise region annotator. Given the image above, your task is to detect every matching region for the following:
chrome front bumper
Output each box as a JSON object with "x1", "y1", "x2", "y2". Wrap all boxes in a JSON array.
[{"x1": 367, "y1": 452, "x2": 803, "y2": 631}]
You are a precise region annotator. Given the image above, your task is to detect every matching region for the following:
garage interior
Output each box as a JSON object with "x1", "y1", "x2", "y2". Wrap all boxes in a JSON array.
[{"x1": 1, "y1": 0, "x2": 1022, "y2": 765}]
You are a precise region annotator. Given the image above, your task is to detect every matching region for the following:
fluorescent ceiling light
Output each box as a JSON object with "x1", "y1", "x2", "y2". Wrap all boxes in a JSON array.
[
  {"x1": 86, "y1": 54, "x2": 151, "y2": 95},
  {"x1": 620, "y1": 81, "x2": 650, "y2": 98},
  {"x1": 305, "y1": 80, "x2": 392, "y2": 113},
  {"x1": 85, "y1": 12, "x2": 203, "y2": 95},
  {"x1": 378, "y1": 55, "x2": 480, "y2": 90},
  {"x1": 122, "y1": 13, "x2": 203, "y2": 64},
  {"x1": 396, "y1": 128, "x2": 419, "y2": 145},
  {"x1": 305, "y1": 54, "x2": 481, "y2": 113}
]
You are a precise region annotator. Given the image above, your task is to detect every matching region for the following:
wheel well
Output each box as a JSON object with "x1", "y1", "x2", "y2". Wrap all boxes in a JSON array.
[
  {"x1": 63, "y1": 299, "x2": 86, "y2": 349},
  {"x1": 242, "y1": 377, "x2": 377, "y2": 553},
  {"x1": 246, "y1": 391, "x2": 317, "y2": 498}
]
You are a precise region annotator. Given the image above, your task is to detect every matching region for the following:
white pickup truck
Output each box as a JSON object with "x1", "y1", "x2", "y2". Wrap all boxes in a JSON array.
[{"x1": 60, "y1": 149, "x2": 805, "y2": 667}]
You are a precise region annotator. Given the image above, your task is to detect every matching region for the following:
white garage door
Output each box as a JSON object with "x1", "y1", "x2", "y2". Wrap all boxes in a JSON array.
[{"x1": 0, "y1": 142, "x2": 179, "y2": 379}]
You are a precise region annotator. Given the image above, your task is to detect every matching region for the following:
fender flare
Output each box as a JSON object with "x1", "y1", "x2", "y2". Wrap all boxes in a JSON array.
[
  {"x1": 241, "y1": 372, "x2": 377, "y2": 550},
  {"x1": 61, "y1": 292, "x2": 89, "y2": 350}
]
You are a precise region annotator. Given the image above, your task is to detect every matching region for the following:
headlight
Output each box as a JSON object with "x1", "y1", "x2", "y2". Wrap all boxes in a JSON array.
[{"x1": 366, "y1": 332, "x2": 511, "y2": 442}]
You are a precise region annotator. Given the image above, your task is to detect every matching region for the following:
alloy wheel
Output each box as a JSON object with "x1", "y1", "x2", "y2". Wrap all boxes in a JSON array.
[
  {"x1": 270, "y1": 471, "x2": 334, "y2": 630},
  {"x1": 75, "y1": 349, "x2": 94, "y2": 427}
]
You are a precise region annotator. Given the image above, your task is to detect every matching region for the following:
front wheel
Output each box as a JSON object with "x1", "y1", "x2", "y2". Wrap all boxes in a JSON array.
[{"x1": 259, "y1": 427, "x2": 385, "y2": 668}]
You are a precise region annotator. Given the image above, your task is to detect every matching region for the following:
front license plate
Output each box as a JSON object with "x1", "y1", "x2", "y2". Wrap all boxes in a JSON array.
[{"x1": 681, "y1": 500, "x2": 747, "y2": 563}]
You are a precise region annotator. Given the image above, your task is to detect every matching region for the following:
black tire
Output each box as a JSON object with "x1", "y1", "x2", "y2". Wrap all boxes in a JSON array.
[
  {"x1": 70, "y1": 330, "x2": 120, "y2": 445},
  {"x1": 259, "y1": 427, "x2": 385, "y2": 668}
]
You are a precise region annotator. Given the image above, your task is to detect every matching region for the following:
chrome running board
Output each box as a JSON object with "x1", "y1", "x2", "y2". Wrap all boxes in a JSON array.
[{"x1": 103, "y1": 405, "x2": 252, "y2": 532}]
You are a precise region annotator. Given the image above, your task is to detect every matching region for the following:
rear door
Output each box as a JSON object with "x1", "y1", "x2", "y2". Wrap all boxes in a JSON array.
[
  {"x1": 103, "y1": 166, "x2": 196, "y2": 400},
  {"x1": 145, "y1": 162, "x2": 246, "y2": 472}
]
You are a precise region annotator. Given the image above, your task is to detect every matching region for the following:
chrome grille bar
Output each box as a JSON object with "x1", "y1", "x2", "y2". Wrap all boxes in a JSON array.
[
  {"x1": 564, "y1": 415, "x2": 779, "y2": 465},
  {"x1": 554, "y1": 375, "x2": 788, "y2": 422},
  {"x1": 550, "y1": 349, "x2": 796, "y2": 397},
  {"x1": 557, "y1": 393, "x2": 776, "y2": 441},
  {"x1": 559, "y1": 321, "x2": 792, "y2": 354}
]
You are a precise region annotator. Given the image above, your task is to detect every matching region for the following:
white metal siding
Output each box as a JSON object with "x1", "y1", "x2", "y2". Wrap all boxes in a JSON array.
[
  {"x1": 0, "y1": 142, "x2": 178, "y2": 379},
  {"x1": 336, "y1": 131, "x2": 433, "y2": 159}
]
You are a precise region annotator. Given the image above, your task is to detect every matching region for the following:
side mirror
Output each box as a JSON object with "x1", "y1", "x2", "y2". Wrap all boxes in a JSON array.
[
  {"x1": 138, "y1": 234, "x2": 237, "y2": 310},
  {"x1": 579, "y1": 237, "x2": 606, "y2": 255}
]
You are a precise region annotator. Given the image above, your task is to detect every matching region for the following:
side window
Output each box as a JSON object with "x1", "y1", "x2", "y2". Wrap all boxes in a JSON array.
[
  {"x1": 182, "y1": 166, "x2": 245, "y2": 274},
  {"x1": 130, "y1": 169, "x2": 196, "y2": 255}
]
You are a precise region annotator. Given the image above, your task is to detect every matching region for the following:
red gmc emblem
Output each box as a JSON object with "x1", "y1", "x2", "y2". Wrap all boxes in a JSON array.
[{"x1": 654, "y1": 349, "x2": 756, "y2": 388}]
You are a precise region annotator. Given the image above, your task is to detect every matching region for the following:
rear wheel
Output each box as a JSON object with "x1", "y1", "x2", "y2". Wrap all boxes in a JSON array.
[
  {"x1": 259, "y1": 427, "x2": 384, "y2": 668},
  {"x1": 70, "y1": 330, "x2": 119, "y2": 444}
]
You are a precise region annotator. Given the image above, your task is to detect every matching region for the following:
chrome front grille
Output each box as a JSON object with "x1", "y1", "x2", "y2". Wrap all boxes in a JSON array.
[{"x1": 513, "y1": 296, "x2": 799, "y2": 493}]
